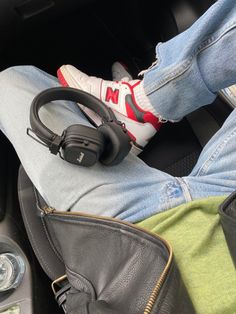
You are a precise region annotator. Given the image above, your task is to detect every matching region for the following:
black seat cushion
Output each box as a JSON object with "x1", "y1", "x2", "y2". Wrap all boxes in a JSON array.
[{"x1": 140, "y1": 118, "x2": 202, "y2": 176}]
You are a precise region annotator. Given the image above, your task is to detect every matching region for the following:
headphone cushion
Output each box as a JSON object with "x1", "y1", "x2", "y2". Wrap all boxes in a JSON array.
[{"x1": 98, "y1": 122, "x2": 131, "y2": 166}]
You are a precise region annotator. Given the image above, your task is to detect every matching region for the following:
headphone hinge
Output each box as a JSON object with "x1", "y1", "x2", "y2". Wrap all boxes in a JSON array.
[{"x1": 49, "y1": 135, "x2": 63, "y2": 155}]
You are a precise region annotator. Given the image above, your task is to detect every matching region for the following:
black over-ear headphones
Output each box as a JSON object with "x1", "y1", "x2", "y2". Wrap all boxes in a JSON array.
[{"x1": 28, "y1": 87, "x2": 131, "y2": 167}]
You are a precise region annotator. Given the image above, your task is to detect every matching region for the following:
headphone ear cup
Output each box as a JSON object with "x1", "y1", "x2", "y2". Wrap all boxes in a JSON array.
[
  {"x1": 98, "y1": 122, "x2": 131, "y2": 166},
  {"x1": 62, "y1": 124, "x2": 105, "y2": 167}
]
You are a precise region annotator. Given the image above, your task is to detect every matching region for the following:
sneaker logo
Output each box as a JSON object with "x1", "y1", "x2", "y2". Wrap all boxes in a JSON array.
[{"x1": 105, "y1": 87, "x2": 119, "y2": 104}]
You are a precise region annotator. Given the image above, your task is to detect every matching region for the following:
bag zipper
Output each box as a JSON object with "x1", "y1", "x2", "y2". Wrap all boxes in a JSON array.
[{"x1": 41, "y1": 207, "x2": 173, "y2": 314}]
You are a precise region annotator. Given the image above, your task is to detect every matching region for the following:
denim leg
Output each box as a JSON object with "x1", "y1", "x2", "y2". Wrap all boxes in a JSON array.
[
  {"x1": 0, "y1": 66, "x2": 191, "y2": 223},
  {"x1": 182, "y1": 108, "x2": 236, "y2": 200},
  {"x1": 143, "y1": 0, "x2": 236, "y2": 121}
]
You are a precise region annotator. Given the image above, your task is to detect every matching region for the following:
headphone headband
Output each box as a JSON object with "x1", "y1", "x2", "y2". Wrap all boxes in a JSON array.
[
  {"x1": 28, "y1": 87, "x2": 131, "y2": 166},
  {"x1": 30, "y1": 87, "x2": 117, "y2": 146}
]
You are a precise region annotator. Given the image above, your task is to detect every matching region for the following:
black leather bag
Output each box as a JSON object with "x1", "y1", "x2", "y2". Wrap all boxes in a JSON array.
[
  {"x1": 219, "y1": 191, "x2": 236, "y2": 268},
  {"x1": 18, "y1": 166, "x2": 195, "y2": 314}
]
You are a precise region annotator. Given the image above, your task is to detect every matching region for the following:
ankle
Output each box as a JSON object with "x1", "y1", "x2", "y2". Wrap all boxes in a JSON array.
[{"x1": 133, "y1": 81, "x2": 158, "y2": 117}]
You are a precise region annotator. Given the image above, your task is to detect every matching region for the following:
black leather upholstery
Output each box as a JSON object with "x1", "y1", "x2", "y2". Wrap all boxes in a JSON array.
[{"x1": 140, "y1": 118, "x2": 202, "y2": 176}]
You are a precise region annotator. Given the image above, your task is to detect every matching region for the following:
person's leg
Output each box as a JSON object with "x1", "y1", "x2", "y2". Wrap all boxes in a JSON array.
[
  {"x1": 57, "y1": 0, "x2": 236, "y2": 152},
  {"x1": 2, "y1": 1, "x2": 236, "y2": 224},
  {"x1": 143, "y1": 0, "x2": 236, "y2": 199},
  {"x1": 144, "y1": 0, "x2": 236, "y2": 121},
  {"x1": 0, "y1": 66, "x2": 190, "y2": 223},
  {"x1": 181, "y1": 108, "x2": 236, "y2": 200}
]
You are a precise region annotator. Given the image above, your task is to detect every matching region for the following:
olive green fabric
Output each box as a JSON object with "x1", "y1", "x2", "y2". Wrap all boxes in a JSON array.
[{"x1": 138, "y1": 196, "x2": 236, "y2": 314}]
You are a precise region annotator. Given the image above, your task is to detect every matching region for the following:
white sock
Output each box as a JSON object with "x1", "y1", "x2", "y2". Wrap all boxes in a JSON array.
[{"x1": 133, "y1": 81, "x2": 159, "y2": 117}]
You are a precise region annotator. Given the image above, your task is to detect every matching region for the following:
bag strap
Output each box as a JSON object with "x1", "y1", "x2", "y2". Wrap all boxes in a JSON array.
[{"x1": 52, "y1": 275, "x2": 121, "y2": 314}]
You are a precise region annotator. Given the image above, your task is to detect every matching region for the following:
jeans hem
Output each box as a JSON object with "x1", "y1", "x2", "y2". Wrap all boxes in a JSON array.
[{"x1": 144, "y1": 22, "x2": 236, "y2": 96}]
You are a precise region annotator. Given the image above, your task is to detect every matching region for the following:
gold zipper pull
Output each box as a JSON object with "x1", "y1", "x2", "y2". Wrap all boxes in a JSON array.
[{"x1": 41, "y1": 206, "x2": 55, "y2": 215}]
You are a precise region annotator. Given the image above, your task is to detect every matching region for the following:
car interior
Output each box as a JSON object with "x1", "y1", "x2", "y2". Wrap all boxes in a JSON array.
[{"x1": 0, "y1": 0, "x2": 234, "y2": 313}]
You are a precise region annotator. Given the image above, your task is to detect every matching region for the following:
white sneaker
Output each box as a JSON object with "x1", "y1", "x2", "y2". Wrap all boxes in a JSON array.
[
  {"x1": 57, "y1": 65, "x2": 162, "y2": 154},
  {"x1": 111, "y1": 61, "x2": 133, "y2": 81}
]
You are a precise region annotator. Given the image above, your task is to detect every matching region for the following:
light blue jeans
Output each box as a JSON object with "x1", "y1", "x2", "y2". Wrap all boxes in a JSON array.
[{"x1": 0, "y1": 0, "x2": 236, "y2": 223}]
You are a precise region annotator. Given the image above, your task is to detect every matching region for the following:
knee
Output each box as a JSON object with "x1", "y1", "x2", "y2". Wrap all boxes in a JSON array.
[
  {"x1": 0, "y1": 66, "x2": 39, "y2": 86},
  {"x1": 1, "y1": 65, "x2": 38, "y2": 76},
  {"x1": 0, "y1": 65, "x2": 58, "y2": 91}
]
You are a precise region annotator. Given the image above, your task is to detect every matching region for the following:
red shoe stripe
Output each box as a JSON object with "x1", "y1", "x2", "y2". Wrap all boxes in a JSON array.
[
  {"x1": 57, "y1": 69, "x2": 69, "y2": 87},
  {"x1": 122, "y1": 81, "x2": 147, "y2": 115},
  {"x1": 130, "y1": 80, "x2": 141, "y2": 89},
  {"x1": 143, "y1": 113, "x2": 162, "y2": 131},
  {"x1": 122, "y1": 81, "x2": 162, "y2": 130},
  {"x1": 125, "y1": 102, "x2": 138, "y2": 122}
]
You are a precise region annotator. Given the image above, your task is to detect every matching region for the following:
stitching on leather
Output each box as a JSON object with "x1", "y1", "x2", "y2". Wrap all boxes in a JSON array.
[
  {"x1": 32, "y1": 185, "x2": 64, "y2": 262},
  {"x1": 66, "y1": 266, "x2": 96, "y2": 301},
  {"x1": 18, "y1": 172, "x2": 56, "y2": 278},
  {"x1": 48, "y1": 215, "x2": 169, "y2": 257},
  {"x1": 40, "y1": 214, "x2": 64, "y2": 262}
]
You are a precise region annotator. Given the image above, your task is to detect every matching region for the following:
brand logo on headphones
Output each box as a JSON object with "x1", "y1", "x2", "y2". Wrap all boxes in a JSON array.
[{"x1": 77, "y1": 152, "x2": 85, "y2": 163}]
